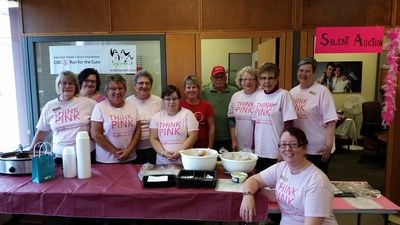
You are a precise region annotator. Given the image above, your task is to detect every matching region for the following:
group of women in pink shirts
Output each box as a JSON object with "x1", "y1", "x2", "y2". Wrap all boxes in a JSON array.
[{"x1": 29, "y1": 57, "x2": 339, "y2": 225}]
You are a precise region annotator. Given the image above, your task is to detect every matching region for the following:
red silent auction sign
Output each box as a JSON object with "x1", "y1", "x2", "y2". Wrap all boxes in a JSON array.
[{"x1": 315, "y1": 26, "x2": 384, "y2": 53}]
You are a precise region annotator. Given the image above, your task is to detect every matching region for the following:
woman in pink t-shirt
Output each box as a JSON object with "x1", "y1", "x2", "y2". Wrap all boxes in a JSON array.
[
  {"x1": 289, "y1": 57, "x2": 338, "y2": 174},
  {"x1": 150, "y1": 85, "x2": 199, "y2": 165},
  {"x1": 91, "y1": 75, "x2": 141, "y2": 163},
  {"x1": 228, "y1": 66, "x2": 260, "y2": 152},
  {"x1": 78, "y1": 68, "x2": 106, "y2": 103},
  {"x1": 30, "y1": 71, "x2": 96, "y2": 160},
  {"x1": 240, "y1": 127, "x2": 338, "y2": 225}
]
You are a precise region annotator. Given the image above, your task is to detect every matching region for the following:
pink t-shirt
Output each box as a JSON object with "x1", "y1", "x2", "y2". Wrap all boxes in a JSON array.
[
  {"x1": 149, "y1": 107, "x2": 199, "y2": 165},
  {"x1": 227, "y1": 90, "x2": 261, "y2": 150},
  {"x1": 95, "y1": 94, "x2": 107, "y2": 103},
  {"x1": 290, "y1": 82, "x2": 338, "y2": 154},
  {"x1": 126, "y1": 94, "x2": 163, "y2": 150},
  {"x1": 36, "y1": 96, "x2": 96, "y2": 157},
  {"x1": 252, "y1": 89, "x2": 297, "y2": 158},
  {"x1": 91, "y1": 100, "x2": 140, "y2": 163},
  {"x1": 260, "y1": 161, "x2": 338, "y2": 225}
]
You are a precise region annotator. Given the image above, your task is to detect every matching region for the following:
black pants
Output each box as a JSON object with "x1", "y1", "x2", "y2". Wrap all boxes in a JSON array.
[
  {"x1": 134, "y1": 148, "x2": 157, "y2": 164},
  {"x1": 213, "y1": 139, "x2": 232, "y2": 152},
  {"x1": 306, "y1": 153, "x2": 334, "y2": 175},
  {"x1": 255, "y1": 157, "x2": 277, "y2": 173}
]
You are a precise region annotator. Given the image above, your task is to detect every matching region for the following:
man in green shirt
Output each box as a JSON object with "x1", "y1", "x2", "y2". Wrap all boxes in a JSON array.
[{"x1": 202, "y1": 65, "x2": 238, "y2": 151}]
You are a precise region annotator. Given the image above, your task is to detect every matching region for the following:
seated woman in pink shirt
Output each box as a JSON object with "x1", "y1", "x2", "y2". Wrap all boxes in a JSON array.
[{"x1": 240, "y1": 127, "x2": 337, "y2": 225}]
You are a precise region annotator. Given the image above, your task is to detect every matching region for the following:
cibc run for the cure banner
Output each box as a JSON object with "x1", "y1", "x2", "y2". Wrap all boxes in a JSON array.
[{"x1": 49, "y1": 45, "x2": 137, "y2": 75}]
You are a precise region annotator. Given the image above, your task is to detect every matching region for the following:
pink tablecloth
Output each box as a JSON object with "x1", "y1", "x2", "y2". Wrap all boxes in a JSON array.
[{"x1": 0, "y1": 164, "x2": 268, "y2": 221}]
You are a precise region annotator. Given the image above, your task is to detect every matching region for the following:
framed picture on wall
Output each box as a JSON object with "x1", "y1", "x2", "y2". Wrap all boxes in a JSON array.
[{"x1": 315, "y1": 61, "x2": 363, "y2": 93}]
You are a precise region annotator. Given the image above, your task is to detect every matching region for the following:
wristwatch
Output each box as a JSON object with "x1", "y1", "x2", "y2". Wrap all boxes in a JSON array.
[{"x1": 243, "y1": 191, "x2": 253, "y2": 196}]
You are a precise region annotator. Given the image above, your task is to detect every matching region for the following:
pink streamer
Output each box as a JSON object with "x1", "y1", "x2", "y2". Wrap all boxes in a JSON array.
[{"x1": 382, "y1": 28, "x2": 400, "y2": 126}]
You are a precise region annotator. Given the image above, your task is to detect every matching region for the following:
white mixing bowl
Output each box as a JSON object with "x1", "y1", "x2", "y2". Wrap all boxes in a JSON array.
[
  {"x1": 220, "y1": 152, "x2": 258, "y2": 173},
  {"x1": 180, "y1": 148, "x2": 219, "y2": 170}
]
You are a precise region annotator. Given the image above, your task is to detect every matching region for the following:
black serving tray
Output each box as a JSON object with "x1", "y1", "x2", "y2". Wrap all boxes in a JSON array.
[
  {"x1": 176, "y1": 170, "x2": 217, "y2": 188},
  {"x1": 334, "y1": 192, "x2": 355, "y2": 197},
  {"x1": 142, "y1": 174, "x2": 176, "y2": 188}
]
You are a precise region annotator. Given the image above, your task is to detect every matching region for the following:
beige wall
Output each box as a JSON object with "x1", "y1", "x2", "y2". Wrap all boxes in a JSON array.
[
  {"x1": 257, "y1": 38, "x2": 276, "y2": 66},
  {"x1": 201, "y1": 39, "x2": 252, "y2": 86}
]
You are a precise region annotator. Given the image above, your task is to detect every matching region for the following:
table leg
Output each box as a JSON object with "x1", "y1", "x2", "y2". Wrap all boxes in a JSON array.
[
  {"x1": 383, "y1": 214, "x2": 388, "y2": 225},
  {"x1": 347, "y1": 137, "x2": 351, "y2": 151},
  {"x1": 357, "y1": 213, "x2": 361, "y2": 225}
]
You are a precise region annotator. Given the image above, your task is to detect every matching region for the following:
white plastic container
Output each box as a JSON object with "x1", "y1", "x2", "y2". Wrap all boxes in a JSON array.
[
  {"x1": 231, "y1": 172, "x2": 248, "y2": 183},
  {"x1": 180, "y1": 148, "x2": 219, "y2": 170},
  {"x1": 62, "y1": 146, "x2": 77, "y2": 178},
  {"x1": 76, "y1": 131, "x2": 91, "y2": 179},
  {"x1": 220, "y1": 152, "x2": 258, "y2": 173}
]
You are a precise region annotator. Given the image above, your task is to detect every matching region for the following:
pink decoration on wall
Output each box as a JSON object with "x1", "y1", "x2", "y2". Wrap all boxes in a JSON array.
[{"x1": 382, "y1": 28, "x2": 400, "y2": 126}]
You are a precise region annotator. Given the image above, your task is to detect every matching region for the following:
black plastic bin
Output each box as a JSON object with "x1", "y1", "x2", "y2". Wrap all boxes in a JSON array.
[
  {"x1": 142, "y1": 175, "x2": 176, "y2": 188},
  {"x1": 176, "y1": 170, "x2": 217, "y2": 188}
]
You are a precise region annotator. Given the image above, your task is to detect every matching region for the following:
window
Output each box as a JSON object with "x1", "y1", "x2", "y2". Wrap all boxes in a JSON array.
[
  {"x1": 25, "y1": 35, "x2": 166, "y2": 142},
  {"x1": 0, "y1": 2, "x2": 29, "y2": 151}
]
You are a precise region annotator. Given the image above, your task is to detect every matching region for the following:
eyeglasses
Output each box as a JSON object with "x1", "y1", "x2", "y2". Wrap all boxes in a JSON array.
[
  {"x1": 164, "y1": 97, "x2": 179, "y2": 102},
  {"x1": 213, "y1": 75, "x2": 226, "y2": 80},
  {"x1": 240, "y1": 78, "x2": 256, "y2": 82},
  {"x1": 278, "y1": 142, "x2": 304, "y2": 149},
  {"x1": 60, "y1": 81, "x2": 75, "y2": 87},
  {"x1": 260, "y1": 76, "x2": 276, "y2": 81},
  {"x1": 136, "y1": 81, "x2": 151, "y2": 86},
  {"x1": 108, "y1": 87, "x2": 125, "y2": 92},
  {"x1": 83, "y1": 79, "x2": 96, "y2": 84}
]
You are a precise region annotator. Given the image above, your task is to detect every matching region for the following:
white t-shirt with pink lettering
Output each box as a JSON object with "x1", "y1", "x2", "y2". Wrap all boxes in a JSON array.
[
  {"x1": 126, "y1": 94, "x2": 163, "y2": 150},
  {"x1": 149, "y1": 107, "x2": 199, "y2": 165},
  {"x1": 227, "y1": 89, "x2": 261, "y2": 150},
  {"x1": 289, "y1": 82, "x2": 338, "y2": 154},
  {"x1": 91, "y1": 100, "x2": 140, "y2": 163},
  {"x1": 36, "y1": 96, "x2": 96, "y2": 157},
  {"x1": 252, "y1": 89, "x2": 297, "y2": 158},
  {"x1": 260, "y1": 161, "x2": 338, "y2": 225}
]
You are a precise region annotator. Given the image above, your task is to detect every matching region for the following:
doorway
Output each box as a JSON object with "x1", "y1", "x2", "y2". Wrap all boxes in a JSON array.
[{"x1": 197, "y1": 31, "x2": 293, "y2": 90}]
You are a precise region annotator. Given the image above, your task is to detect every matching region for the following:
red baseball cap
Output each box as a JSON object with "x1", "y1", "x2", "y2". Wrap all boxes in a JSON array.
[{"x1": 211, "y1": 65, "x2": 227, "y2": 76}]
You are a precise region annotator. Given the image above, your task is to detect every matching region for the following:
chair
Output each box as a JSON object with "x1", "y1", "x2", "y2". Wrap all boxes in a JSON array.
[{"x1": 359, "y1": 101, "x2": 387, "y2": 165}]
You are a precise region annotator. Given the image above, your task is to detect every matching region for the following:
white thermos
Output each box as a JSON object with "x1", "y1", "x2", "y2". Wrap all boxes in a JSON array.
[
  {"x1": 62, "y1": 146, "x2": 77, "y2": 178},
  {"x1": 76, "y1": 131, "x2": 91, "y2": 179}
]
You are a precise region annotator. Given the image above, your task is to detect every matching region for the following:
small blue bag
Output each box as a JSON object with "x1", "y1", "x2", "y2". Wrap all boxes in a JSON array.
[{"x1": 32, "y1": 143, "x2": 56, "y2": 183}]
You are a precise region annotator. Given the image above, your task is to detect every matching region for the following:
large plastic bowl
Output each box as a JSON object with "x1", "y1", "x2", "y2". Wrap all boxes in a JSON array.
[
  {"x1": 180, "y1": 148, "x2": 219, "y2": 170},
  {"x1": 220, "y1": 152, "x2": 258, "y2": 173}
]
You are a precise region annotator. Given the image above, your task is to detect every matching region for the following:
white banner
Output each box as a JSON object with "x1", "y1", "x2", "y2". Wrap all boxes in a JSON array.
[{"x1": 49, "y1": 45, "x2": 137, "y2": 74}]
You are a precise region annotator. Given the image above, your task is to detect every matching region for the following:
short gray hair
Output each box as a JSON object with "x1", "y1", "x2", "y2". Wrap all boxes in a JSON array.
[
  {"x1": 104, "y1": 74, "x2": 126, "y2": 92},
  {"x1": 134, "y1": 70, "x2": 153, "y2": 85},
  {"x1": 297, "y1": 57, "x2": 317, "y2": 72}
]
